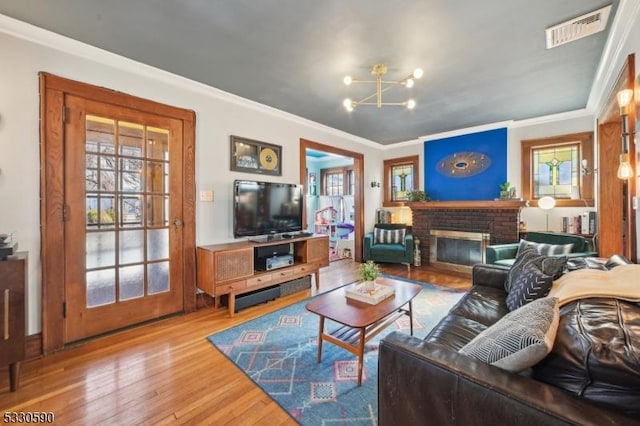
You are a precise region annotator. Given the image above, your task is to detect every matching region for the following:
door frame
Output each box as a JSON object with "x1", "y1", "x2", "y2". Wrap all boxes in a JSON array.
[
  {"x1": 40, "y1": 72, "x2": 197, "y2": 353},
  {"x1": 299, "y1": 138, "x2": 364, "y2": 262}
]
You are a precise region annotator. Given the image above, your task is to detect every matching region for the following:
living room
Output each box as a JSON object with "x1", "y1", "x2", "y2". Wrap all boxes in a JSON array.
[{"x1": 1, "y1": 1, "x2": 639, "y2": 424}]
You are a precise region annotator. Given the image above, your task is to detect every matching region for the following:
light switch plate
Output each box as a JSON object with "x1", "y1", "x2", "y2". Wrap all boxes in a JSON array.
[{"x1": 200, "y1": 190, "x2": 214, "y2": 202}]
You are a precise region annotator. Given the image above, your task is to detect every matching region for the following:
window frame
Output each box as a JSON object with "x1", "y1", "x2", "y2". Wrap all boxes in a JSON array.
[
  {"x1": 521, "y1": 132, "x2": 594, "y2": 207},
  {"x1": 320, "y1": 166, "x2": 353, "y2": 196},
  {"x1": 383, "y1": 155, "x2": 420, "y2": 206}
]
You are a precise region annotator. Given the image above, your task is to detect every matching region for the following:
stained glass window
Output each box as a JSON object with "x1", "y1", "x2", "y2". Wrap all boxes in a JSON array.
[
  {"x1": 532, "y1": 144, "x2": 579, "y2": 199},
  {"x1": 391, "y1": 164, "x2": 414, "y2": 201}
]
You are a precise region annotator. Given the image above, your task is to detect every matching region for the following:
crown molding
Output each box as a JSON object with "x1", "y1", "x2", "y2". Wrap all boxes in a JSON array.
[
  {"x1": 508, "y1": 108, "x2": 592, "y2": 128},
  {"x1": 587, "y1": 0, "x2": 640, "y2": 112},
  {"x1": 0, "y1": 13, "x2": 380, "y2": 150}
]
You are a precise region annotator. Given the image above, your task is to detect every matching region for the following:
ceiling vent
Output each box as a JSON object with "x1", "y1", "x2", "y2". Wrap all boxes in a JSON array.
[{"x1": 545, "y1": 4, "x2": 612, "y2": 49}]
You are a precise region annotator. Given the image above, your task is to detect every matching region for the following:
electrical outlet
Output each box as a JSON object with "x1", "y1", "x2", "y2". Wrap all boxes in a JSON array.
[{"x1": 200, "y1": 190, "x2": 214, "y2": 202}]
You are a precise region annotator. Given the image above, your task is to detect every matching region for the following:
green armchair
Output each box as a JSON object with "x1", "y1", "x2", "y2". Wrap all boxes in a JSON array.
[{"x1": 363, "y1": 224, "x2": 414, "y2": 271}]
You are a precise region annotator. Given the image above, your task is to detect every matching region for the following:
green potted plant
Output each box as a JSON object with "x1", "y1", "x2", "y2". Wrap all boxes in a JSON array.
[
  {"x1": 499, "y1": 182, "x2": 511, "y2": 199},
  {"x1": 405, "y1": 189, "x2": 428, "y2": 202},
  {"x1": 358, "y1": 260, "x2": 380, "y2": 290}
]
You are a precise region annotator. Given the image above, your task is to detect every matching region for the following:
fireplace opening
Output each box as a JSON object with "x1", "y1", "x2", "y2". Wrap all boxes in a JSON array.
[{"x1": 430, "y1": 229, "x2": 490, "y2": 273}]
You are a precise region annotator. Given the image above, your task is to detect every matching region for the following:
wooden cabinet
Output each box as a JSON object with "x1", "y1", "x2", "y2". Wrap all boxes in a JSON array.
[
  {"x1": 197, "y1": 235, "x2": 329, "y2": 316},
  {"x1": 0, "y1": 252, "x2": 27, "y2": 392}
]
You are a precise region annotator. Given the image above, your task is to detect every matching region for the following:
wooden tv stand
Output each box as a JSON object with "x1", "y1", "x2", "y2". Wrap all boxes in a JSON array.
[{"x1": 197, "y1": 234, "x2": 329, "y2": 316}]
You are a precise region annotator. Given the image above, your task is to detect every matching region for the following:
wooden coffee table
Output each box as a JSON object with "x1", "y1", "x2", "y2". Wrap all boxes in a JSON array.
[{"x1": 305, "y1": 277, "x2": 422, "y2": 386}]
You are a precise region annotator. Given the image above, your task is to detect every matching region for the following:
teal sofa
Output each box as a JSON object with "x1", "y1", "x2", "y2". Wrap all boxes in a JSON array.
[
  {"x1": 485, "y1": 231, "x2": 597, "y2": 266},
  {"x1": 363, "y1": 224, "x2": 414, "y2": 271}
]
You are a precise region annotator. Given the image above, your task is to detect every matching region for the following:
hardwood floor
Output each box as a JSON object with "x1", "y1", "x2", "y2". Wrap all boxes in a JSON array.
[{"x1": 0, "y1": 260, "x2": 470, "y2": 425}]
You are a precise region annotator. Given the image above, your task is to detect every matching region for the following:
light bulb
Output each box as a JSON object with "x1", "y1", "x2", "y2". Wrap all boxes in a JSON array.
[
  {"x1": 617, "y1": 153, "x2": 633, "y2": 180},
  {"x1": 413, "y1": 68, "x2": 424, "y2": 79},
  {"x1": 405, "y1": 78, "x2": 414, "y2": 88},
  {"x1": 617, "y1": 89, "x2": 633, "y2": 115},
  {"x1": 407, "y1": 99, "x2": 416, "y2": 109},
  {"x1": 343, "y1": 76, "x2": 352, "y2": 86},
  {"x1": 343, "y1": 98, "x2": 354, "y2": 111}
]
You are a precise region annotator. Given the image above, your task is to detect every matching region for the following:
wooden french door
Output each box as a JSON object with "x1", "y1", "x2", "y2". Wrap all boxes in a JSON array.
[
  {"x1": 40, "y1": 73, "x2": 196, "y2": 351},
  {"x1": 63, "y1": 96, "x2": 184, "y2": 342}
]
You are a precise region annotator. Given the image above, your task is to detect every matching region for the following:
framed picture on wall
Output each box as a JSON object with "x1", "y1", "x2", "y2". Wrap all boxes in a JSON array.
[{"x1": 230, "y1": 135, "x2": 282, "y2": 176}]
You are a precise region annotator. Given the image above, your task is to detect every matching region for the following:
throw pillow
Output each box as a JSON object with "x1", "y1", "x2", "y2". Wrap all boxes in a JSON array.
[
  {"x1": 374, "y1": 227, "x2": 406, "y2": 245},
  {"x1": 541, "y1": 256, "x2": 567, "y2": 279},
  {"x1": 459, "y1": 297, "x2": 560, "y2": 373},
  {"x1": 517, "y1": 240, "x2": 574, "y2": 257},
  {"x1": 506, "y1": 263, "x2": 553, "y2": 311},
  {"x1": 505, "y1": 246, "x2": 544, "y2": 292}
]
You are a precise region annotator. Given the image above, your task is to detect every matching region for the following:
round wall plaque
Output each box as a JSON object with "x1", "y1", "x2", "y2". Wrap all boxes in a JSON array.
[
  {"x1": 436, "y1": 151, "x2": 491, "y2": 178},
  {"x1": 259, "y1": 147, "x2": 279, "y2": 170}
]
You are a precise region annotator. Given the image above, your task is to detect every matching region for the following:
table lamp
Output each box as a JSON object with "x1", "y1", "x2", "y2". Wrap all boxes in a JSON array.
[{"x1": 538, "y1": 196, "x2": 556, "y2": 231}]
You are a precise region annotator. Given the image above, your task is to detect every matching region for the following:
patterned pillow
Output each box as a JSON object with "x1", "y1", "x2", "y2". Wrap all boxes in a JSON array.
[
  {"x1": 374, "y1": 227, "x2": 406, "y2": 245},
  {"x1": 518, "y1": 239, "x2": 574, "y2": 256},
  {"x1": 505, "y1": 247, "x2": 567, "y2": 292},
  {"x1": 505, "y1": 246, "x2": 544, "y2": 292},
  {"x1": 506, "y1": 263, "x2": 553, "y2": 311},
  {"x1": 459, "y1": 297, "x2": 559, "y2": 372}
]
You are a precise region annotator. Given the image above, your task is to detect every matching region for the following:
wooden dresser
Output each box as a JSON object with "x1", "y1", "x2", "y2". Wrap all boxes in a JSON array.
[{"x1": 0, "y1": 252, "x2": 27, "y2": 391}]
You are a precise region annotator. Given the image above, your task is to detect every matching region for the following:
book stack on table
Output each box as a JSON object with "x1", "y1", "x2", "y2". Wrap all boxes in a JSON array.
[{"x1": 345, "y1": 282, "x2": 395, "y2": 305}]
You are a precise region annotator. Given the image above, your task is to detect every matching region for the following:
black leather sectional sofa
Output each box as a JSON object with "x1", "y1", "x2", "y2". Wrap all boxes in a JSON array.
[{"x1": 378, "y1": 262, "x2": 640, "y2": 425}]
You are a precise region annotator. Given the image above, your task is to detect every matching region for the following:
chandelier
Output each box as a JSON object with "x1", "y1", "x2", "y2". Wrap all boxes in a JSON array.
[{"x1": 342, "y1": 63, "x2": 423, "y2": 111}]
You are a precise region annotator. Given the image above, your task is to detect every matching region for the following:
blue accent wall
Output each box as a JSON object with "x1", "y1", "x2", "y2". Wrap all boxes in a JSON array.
[{"x1": 424, "y1": 128, "x2": 507, "y2": 200}]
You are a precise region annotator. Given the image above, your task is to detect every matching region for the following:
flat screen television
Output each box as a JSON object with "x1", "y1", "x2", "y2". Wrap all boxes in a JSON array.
[{"x1": 233, "y1": 180, "x2": 304, "y2": 238}]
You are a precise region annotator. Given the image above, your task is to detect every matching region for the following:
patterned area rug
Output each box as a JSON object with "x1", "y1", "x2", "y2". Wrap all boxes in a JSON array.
[{"x1": 207, "y1": 276, "x2": 464, "y2": 425}]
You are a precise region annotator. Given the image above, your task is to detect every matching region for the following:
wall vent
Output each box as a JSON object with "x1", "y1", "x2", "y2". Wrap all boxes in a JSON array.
[{"x1": 545, "y1": 4, "x2": 612, "y2": 49}]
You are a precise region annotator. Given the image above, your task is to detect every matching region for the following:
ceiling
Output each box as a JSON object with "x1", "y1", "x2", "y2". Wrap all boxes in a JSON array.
[{"x1": 0, "y1": 1, "x2": 620, "y2": 145}]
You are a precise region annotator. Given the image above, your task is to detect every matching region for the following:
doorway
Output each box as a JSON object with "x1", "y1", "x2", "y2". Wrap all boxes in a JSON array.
[
  {"x1": 299, "y1": 139, "x2": 364, "y2": 263},
  {"x1": 40, "y1": 73, "x2": 196, "y2": 351}
]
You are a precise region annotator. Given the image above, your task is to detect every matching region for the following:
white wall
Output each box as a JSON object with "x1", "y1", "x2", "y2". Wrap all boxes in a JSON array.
[{"x1": 0, "y1": 27, "x2": 381, "y2": 334}]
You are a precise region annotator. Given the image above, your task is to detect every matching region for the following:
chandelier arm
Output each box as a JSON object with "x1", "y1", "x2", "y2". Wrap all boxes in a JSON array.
[
  {"x1": 353, "y1": 84, "x2": 398, "y2": 105},
  {"x1": 351, "y1": 80, "x2": 404, "y2": 85},
  {"x1": 356, "y1": 102, "x2": 408, "y2": 106}
]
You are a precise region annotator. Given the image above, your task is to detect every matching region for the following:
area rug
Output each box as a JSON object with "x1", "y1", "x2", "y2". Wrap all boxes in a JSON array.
[{"x1": 207, "y1": 276, "x2": 464, "y2": 425}]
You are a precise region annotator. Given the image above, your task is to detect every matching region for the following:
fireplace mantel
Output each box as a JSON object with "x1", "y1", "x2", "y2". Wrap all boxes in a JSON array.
[{"x1": 407, "y1": 200, "x2": 528, "y2": 210}]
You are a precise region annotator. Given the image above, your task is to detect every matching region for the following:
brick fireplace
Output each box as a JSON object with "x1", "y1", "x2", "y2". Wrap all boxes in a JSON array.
[{"x1": 409, "y1": 200, "x2": 526, "y2": 269}]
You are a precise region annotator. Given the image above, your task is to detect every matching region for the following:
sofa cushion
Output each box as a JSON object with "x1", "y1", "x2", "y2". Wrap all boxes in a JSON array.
[
  {"x1": 532, "y1": 298, "x2": 640, "y2": 417},
  {"x1": 506, "y1": 263, "x2": 553, "y2": 311},
  {"x1": 459, "y1": 297, "x2": 559, "y2": 373},
  {"x1": 374, "y1": 227, "x2": 406, "y2": 245},
  {"x1": 517, "y1": 239, "x2": 574, "y2": 257},
  {"x1": 425, "y1": 284, "x2": 510, "y2": 350}
]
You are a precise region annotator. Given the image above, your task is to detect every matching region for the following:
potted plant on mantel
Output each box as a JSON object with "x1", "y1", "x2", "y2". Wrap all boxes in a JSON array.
[
  {"x1": 358, "y1": 260, "x2": 380, "y2": 290},
  {"x1": 499, "y1": 182, "x2": 511, "y2": 199},
  {"x1": 405, "y1": 189, "x2": 428, "y2": 202}
]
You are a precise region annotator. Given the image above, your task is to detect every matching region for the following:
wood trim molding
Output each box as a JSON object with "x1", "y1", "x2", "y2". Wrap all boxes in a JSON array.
[
  {"x1": 406, "y1": 200, "x2": 527, "y2": 210},
  {"x1": 383, "y1": 155, "x2": 420, "y2": 207},
  {"x1": 300, "y1": 139, "x2": 364, "y2": 263},
  {"x1": 596, "y1": 53, "x2": 637, "y2": 261}
]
